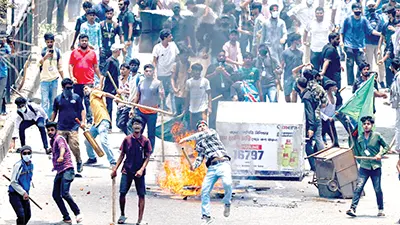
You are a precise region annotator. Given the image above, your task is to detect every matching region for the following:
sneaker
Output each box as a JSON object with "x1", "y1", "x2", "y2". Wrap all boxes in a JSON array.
[
  {"x1": 83, "y1": 158, "x2": 97, "y2": 165},
  {"x1": 136, "y1": 221, "x2": 148, "y2": 225},
  {"x1": 53, "y1": 220, "x2": 72, "y2": 225},
  {"x1": 76, "y1": 214, "x2": 83, "y2": 223},
  {"x1": 201, "y1": 215, "x2": 214, "y2": 225},
  {"x1": 77, "y1": 162, "x2": 83, "y2": 173},
  {"x1": 377, "y1": 210, "x2": 385, "y2": 217},
  {"x1": 45, "y1": 147, "x2": 52, "y2": 155},
  {"x1": 346, "y1": 208, "x2": 356, "y2": 217},
  {"x1": 223, "y1": 204, "x2": 230, "y2": 217}
]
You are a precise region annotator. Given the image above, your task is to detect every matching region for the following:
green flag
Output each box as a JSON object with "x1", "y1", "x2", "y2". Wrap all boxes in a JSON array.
[{"x1": 337, "y1": 76, "x2": 375, "y2": 134}]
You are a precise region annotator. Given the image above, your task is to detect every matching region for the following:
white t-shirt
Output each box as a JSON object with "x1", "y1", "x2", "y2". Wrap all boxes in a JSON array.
[
  {"x1": 152, "y1": 41, "x2": 180, "y2": 77},
  {"x1": 287, "y1": 4, "x2": 315, "y2": 28},
  {"x1": 333, "y1": 0, "x2": 356, "y2": 26},
  {"x1": 306, "y1": 19, "x2": 334, "y2": 52},
  {"x1": 185, "y1": 77, "x2": 211, "y2": 113}
]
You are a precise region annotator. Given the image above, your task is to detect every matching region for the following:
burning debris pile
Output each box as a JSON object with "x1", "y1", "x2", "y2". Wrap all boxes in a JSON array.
[{"x1": 157, "y1": 122, "x2": 207, "y2": 196}]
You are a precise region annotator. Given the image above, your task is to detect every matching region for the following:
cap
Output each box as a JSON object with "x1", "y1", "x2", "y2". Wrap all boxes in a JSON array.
[
  {"x1": 110, "y1": 43, "x2": 125, "y2": 52},
  {"x1": 366, "y1": 0, "x2": 375, "y2": 6},
  {"x1": 323, "y1": 80, "x2": 337, "y2": 90},
  {"x1": 196, "y1": 120, "x2": 208, "y2": 129},
  {"x1": 19, "y1": 145, "x2": 32, "y2": 154}
]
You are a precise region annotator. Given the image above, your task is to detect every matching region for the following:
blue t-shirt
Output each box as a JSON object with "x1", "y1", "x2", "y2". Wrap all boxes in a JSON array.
[
  {"x1": 53, "y1": 93, "x2": 84, "y2": 131},
  {"x1": 341, "y1": 16, "x2": 374, "y2": 49},
  {"x1": 365, "y1": 13, "x2": 384, "y2": 45},
  {"x1": 0, "y1": 44, "x2": 11, "y2": 78}
]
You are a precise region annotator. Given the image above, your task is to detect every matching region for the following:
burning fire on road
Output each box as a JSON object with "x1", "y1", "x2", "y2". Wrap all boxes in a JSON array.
[{"x1": 157, "y1": 122, "x2": 208, "y2": 196}]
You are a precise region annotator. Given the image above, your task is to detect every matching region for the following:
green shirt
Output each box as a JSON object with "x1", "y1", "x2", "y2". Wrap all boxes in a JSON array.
[
  {"x1": 118, "y1": 10, "x2": 135, "y2": 41},
  {"x1": 354, "y1": 131, "x2": 389, "y2": 170},
  {"x1": 238, "y1": 67, "x2": 260, "y2": 86}
]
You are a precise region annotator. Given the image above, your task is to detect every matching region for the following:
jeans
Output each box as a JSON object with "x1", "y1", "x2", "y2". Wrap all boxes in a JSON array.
[
  {"x1": 201, "y1": 161, "x2": 232, "y2": 217},
  {"x1": 314, "y1": 122, "x2": 325, "y2": 151},
  {"x1": 322, "y1": 119, "x2": 339, "y2": 146},
  {"x1": 58, "y1": 130, "x2": 82, "y2": 163},
  {"x1": 19, "y1": 117, "x2": 48, "y2": 149},
  {"x1": 344, "y1": 47, "x2": 366, "y2": 85},
  {"x1": 136, "y1": 109, "x2": 157, "y2": 152},
  {"x1": 52, "y1": 168, "x2": 81, "y2": 221},
  {"x1": 385, "y1": 57, "x2": 395, "y2": 87},
  {"x1": 9, "y1": 192, "x2": 31, "y2": 225},
  {"x1": 67, "y1": 0, "x2": 82, "y2": 20},
  {"x1": 262, "y1": 86, "x2": 278, "y2": 102},
  {"x1": 124, "y1": 41, "x2": 134, "y2": 63},
  {"x1": 305, "y1": 138, "x2": 317, "y2": 171},
  {"x1": 47, "y1": 0, "x2": 67, "y2": 32},
  {"x1": 350, "y1": 167, "x2": 383, "y2": 210},
  {"x1": 310, "y1": 51, "x2": 322, "y2": 71},
  {"x1": 158, "y1": 76, "x2": 172, "y2": 111},
  {"x1": 85, "y1": 120, "x2": 116, "y2": 165},
  {"x1": 106, "y1": 96, "x2": 114, "y2": 129},
  {"x1": 190, "y1": 111, "x2": 207, "y2": 131},
  {"x1": 174, "y1": 96, "x2": 185, "y2": 116},
  {"x1": 0, "y1": 77, "x2": 7, "y2": 113},
  {"x1": 116, "y1": 107, "x2": 131, "y2": 135},
  {"x1": 40, "y1": 79, "x2": 58, "y2": 119},
  {"x1": 395, "y1": 108, "x2": 400, "y2": 151},
  {"x1": 365, "y1": 44, "x2": 385, "y2": 85},
  {"x1": 73, "y1": 84, "x2": 93, "y2": 124}
]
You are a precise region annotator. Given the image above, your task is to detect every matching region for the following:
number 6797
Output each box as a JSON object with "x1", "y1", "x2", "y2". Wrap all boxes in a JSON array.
[{"x1": 232, "y1": 150, "x2": 264, "y2": 160}]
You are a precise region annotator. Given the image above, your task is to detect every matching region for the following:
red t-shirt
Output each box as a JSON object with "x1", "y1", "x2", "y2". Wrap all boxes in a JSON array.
[{"x1": 69, "y1": 48, "x2": 98, "y2": 84}]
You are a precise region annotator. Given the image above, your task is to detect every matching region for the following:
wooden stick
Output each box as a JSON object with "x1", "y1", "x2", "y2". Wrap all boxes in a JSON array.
[
  {"x1": 112, "y1": 177, "x2": 116, "y2": 224},
  {"x1": 212, "y1": 94, "x2": 223, "y2": 102},
  {"x1": 304, "y1": 146, "x2": 334, "y2": 159},
  {"x1": 355, "y1": 156, "x2": 388, "y2": 160},
  {"x1": 2, "y1": 175, "x2": 43, "y2": 210},
  {"x1": 106, "y1": 72, "x2": 123, "y2": 100},
  {"x1": 161, "y1": 101, "x2": 165, "y2": 163},
  {"x1": 338, "y1": 87, "x2": 346, "y2": 93},
  {"x1": 181, "y1": 147, "x2": 193, "y2": 170},
  {"x1": 118, "y1": 100, "x2": 174, "y2": 116}
]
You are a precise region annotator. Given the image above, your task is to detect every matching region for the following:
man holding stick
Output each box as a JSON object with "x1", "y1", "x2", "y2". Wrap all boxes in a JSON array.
[
  {"x1": 82, "y1": 86, "x2": 117, "y2": 167},
  {"x1": 111, "y1": 116, "x2": 151, "y2": 225},
  {"x1": 8, "y1": 146, "x2": 33, "y2": 225},
  {"x1": 346, "y1": 116, "x2": 389, "y2": 217},
  {"x1": 46, "y1": 122, "x2": 83, "y2": 224},
  {"x1": 179, "y1": 120, "x2": 232, "y2": 224}
]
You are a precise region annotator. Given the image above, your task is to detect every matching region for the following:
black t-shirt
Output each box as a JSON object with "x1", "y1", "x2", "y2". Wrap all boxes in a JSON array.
[
  {"x1": 210, "y1": 28, "x2": 230, "y2": 56},
  {"x1": 100, "y1": 22, "x2": 122, "y2": 52},
  {"x1": 103, "y1": 57, "x2": 120, "y2": 94},
  {"x1": 322, "y1": 43, "x2": 341, "y2": 81},
  {"x1": 206, "y1": 63, "x2": 234, "y2": 99}
]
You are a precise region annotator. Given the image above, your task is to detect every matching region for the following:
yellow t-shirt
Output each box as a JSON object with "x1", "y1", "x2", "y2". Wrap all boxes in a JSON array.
[
  {"x1": 40, "y1": 52, "x2": 61, "y2": 82},
  {"x1": 90, "y1": 90, "x2": 111, "y2": 127}
]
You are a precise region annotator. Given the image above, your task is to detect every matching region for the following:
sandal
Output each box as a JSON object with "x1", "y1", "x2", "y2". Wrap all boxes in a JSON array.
[{"x1": 118, "y1": 215, "x2": 127, "y2": 224}]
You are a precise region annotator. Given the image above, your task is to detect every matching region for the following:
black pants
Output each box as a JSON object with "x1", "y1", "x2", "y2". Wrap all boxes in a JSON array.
[
  {"x1": 174, "y1": 96, "x2": 185, "y2": 116},
  {"x1": 311, "y1": 51, "x2": 322, "y2": 71},
  {"x1": 344, "y1": 47, "x2": 365, "y2": 85},
  {"x1": 9, "y1": 192, "x2": 31, "y2": 225},
  {"x1": 196, "y1": 23, "x2": 214, "y2": 52},
  {"x1": 53, "y1": 168, "x2": 80, "y2": 221},
  {"x1": 116, "y1": 107, "x2": 132, "y2": 135},
  {"x1": 47, "y1": 0, "x2": 67, "y2": 32},
  {"x1": 19, "y1": 117, "x2": 48, "y2": 149},
  {"x1": 322, "y1": 119, "x2": 339, "y2": 147}
]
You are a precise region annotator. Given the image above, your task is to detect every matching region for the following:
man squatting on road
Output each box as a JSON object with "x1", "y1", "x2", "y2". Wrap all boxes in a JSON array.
[{"x1": 180, "y1": 120, "x2": 232, "y2": 224}]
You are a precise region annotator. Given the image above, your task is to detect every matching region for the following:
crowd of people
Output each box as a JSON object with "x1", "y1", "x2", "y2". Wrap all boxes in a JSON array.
[{"x1": 4, "y1": 0, "x2": 400, "y2": 224}]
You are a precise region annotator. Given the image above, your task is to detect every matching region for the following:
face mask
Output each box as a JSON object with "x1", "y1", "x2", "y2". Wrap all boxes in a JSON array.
[
  {"x1": 18, "y1": 106, "x2": 27, "y2": 113},
  {"x1": 131, "y1": 66, "x2": 139, "y2": 73},
  {"x1": 22, "y1": 154, "x2": 32, "y2": 162},
  {"x1": 271, "y1": 11, "x2": 279, "y2": 18},
  {"x1": 354, "y1": 11, "x2": 362, "y2": 16},
  {"x1": 63, "y1": 89, "x2": 73, "y2": 98},
  {"x1": 259, "y1": 49, "x2": 268, "y2": 56},
  {"x1": 368, "y1": 8, "x2": 376, "y2": 13}
]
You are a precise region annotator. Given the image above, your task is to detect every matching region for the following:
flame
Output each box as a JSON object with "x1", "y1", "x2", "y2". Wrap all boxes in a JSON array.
[{"x1": 158, "y1": 122, "x2": 208, "y2": 196}]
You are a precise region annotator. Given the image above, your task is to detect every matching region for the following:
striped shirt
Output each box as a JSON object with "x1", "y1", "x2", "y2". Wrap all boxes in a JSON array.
[
  {"x1": 51, "y1": 134, "x2": 74, "y2": 174},
  {"x1": 183, "y1": 129, "x2": 230, "y2": 169}
]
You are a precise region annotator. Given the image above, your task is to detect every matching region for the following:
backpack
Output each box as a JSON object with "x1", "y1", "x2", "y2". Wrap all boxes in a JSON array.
[
  {"x1": 40, "y1": 47, "x2": 61, "y2": 72},
  {"x1": 17, "y1": 104, "x2": 37, "y2": 120}
]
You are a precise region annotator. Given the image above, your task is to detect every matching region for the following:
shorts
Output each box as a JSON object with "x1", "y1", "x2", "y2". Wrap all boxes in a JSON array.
[
  {"x1": 283, "y1": 77, "x2": 295, "y2": 96},
  {"x1": 120, "y1": 172, "x2": 146, "y2": 197}
]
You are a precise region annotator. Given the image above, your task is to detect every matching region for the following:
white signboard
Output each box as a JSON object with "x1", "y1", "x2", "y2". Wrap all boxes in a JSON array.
[{"x1": 216, "y1": 102, "x2": 306, "y2": 179}]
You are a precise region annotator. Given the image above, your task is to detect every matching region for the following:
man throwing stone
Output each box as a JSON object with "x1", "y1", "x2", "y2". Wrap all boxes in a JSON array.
[{"x1": 179, "y1": 120, "x2": 232, "y2": 224}]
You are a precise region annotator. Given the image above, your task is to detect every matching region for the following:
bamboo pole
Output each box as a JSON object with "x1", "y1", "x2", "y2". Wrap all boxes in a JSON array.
[{"x1": 161, "y1": 101, "x2": 165, "y2": 162}]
